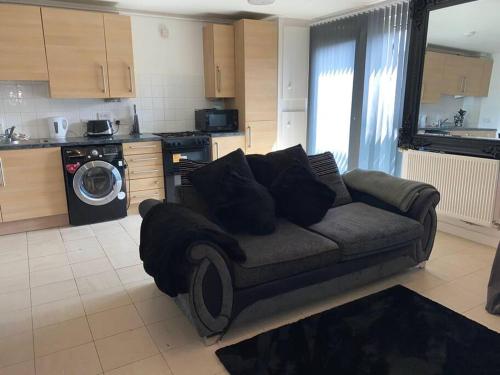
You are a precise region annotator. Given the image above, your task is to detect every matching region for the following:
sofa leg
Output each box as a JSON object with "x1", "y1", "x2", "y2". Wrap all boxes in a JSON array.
[
  {"x1": 416, "y1": 261, "x2": 427, "y2": 269},
  {"x1": 203, "y1": 333, "x2": 222, "y2": 346}
]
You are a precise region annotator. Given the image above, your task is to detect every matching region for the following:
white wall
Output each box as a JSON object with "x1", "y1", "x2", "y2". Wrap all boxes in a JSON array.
[{"x1": 0, "y1": 14, "x2": 220, "y2": 139}]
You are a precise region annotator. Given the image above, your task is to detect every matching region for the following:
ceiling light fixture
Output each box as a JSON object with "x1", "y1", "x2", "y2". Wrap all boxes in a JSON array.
[{"x1": 248, "y1": 0, "x2": 276, "y2": 5}]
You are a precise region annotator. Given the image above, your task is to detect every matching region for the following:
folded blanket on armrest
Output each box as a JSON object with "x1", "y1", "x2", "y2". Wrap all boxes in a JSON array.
[
  {"x1": 139, "y1": 203, "x2": 245, "y2": 297},
  {"x1": 343, "y1": 169, "x2": 434, "y2": 213}
]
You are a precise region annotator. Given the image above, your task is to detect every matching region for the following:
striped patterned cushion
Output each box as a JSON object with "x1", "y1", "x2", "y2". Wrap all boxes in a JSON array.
[
  {"x1": 179, "y1": 159, "x2": 208, "y2": 186},
  {"x1": 308, "y1": 152, "x2": 340, "y2": 177}
]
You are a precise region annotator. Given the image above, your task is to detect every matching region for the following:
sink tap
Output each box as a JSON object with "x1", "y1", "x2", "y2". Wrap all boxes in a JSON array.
[
  {"x1": 4, "y1": 126, "x2": 15, "y2": 140},
  {"x1": 438, "y1": 119, "x2": 449, "y2": 128}
]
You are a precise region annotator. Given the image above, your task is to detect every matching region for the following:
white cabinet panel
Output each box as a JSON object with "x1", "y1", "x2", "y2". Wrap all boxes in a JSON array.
[
  {"x1": 279, "y1": 111, "x2": 307, "y2": 149},
  {"x1": 282, "y1": 26, "x2": 309, "y2": 100}
]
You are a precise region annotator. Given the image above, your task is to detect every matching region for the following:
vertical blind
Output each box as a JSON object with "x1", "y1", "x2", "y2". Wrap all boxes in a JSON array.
[{"x1": 308, "y1": 1, "x2": 410, "y2": 175}]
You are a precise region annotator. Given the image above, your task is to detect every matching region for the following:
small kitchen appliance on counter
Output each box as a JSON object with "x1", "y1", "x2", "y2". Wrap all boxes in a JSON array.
[
  {"x1": 195, "y1": 109, "x2": 238, "y2": 133},
  {"x1": 86, "y1": 120, "x2": 115, "y2": 137},
  {"x1": 48, "y1": 117, "x2": 69, "y2": 139}
]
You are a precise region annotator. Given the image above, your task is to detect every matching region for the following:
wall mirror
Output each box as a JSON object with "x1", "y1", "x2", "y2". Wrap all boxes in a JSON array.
[{"x1": 399, "y1": 0, "x2": 500, "y2": 159}]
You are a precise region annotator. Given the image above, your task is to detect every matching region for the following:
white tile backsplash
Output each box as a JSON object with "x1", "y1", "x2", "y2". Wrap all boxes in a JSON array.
[{"x1": 0, "y1": 75, "x2": 220, "y2": 139}]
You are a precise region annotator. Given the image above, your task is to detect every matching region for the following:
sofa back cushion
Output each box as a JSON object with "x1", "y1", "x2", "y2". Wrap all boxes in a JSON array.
[{"x1": 308, "y1": 152, "x2": 352, "y2": 207}]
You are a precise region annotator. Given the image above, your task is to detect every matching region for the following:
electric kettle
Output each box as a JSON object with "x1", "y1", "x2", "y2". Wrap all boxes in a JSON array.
[{"x1": 48, "y1": 117, "x2": 69, "y2": 139}]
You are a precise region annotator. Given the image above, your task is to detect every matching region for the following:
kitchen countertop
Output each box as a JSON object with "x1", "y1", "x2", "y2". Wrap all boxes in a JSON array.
[
  {"x1": 210, "y1": 131, "x2": 245, "y2": 137},
  {"x1": 0, "y1": 133, "x2": 162, "y2": 150}
]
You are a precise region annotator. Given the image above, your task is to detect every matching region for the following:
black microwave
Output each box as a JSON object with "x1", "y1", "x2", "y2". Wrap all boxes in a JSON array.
[{"x1": 195, "y1": 109, "x2": 238, "y2": 132}]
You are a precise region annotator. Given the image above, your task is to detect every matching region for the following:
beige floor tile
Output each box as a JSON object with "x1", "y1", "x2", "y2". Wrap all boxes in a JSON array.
[
  {"x1": 147, "y1": 315, "x2": 200, "y2": 352},
  {"x1": 81, "y1": 285, "x2": 132, "y2": 315},
  {"x1": 28, "y1": 253, "x2": 69, "y2": 273},
  {"x1": 124, "y1": 279, "x2": 163, "y2": 303},
  {"x1": 135, "y1": 296, "x2": 181, "y2": 325},
  {"x1": 397, "y1": 268, "x2": 447, "y2": 292},
  {"x1": 0, "y1": 259, "x2": 29, "y2": 277},
  {"x1": 34, "y1": 316, "x2": 92, "y2": 357},
  {"x1": 108, "y1": 251, "x2": 142, "y2": 270},
  {"x1": 32, "y1": 296, "x2": 85, "y2": 329},
  {"x1": 117, "y1": 265, "x2": 151, "y2": 284},
  {"x1": 425, "y1": 257, "x2": 481, "y2": 282},
  {"x1": 88, "y1": 304, "x2": 144, "y2": 339},
  {"x1": 0, "y1": 273, "x2": 29, "y2": 295},
  {"x1": 0, "y1": 233, "x2": 27, "y2": 250},
  {"x1": 63, "y1": 236, "x2": 102, "y2": 252},
  {"x1": 31, "y1": 279, "x2": 78, "y2": 306},
  {"x1": 91, "y1": 222, "x2": 127, "y2": 236},
  {"x1": 71, "y1": 257, "x2": 113, "y2": 278},
  {"x1": 162, "y1": 341, "x2": 224, "y2": 375},
  {"x1": 464, "y1": 305, "x2": 500, "y2": 333},
  {"x1": 0, "y1": 360, "x2": 35, "y2": 375},
  {"x1": 105, "y1": 354, "x2": 172, "y2": 375},
  {"x1": 35, "y1": 342, "x2": 102, "y2": 375},
  {"x1": 447, "y1": 268, "x2": 491, "y2": 302},
  {"x1": 97, "y1": 235, "x2": 136, "y2": 249},
  {"x1": 60, "y1": 226, "x2": 94, "y2": 242},
  {"x1": 0, "y1": 361, "x2": 35, "y2": 375},
  {"x1": 0, "y1": 289, "x2": 31, "y2": 314},
  {"x1": 76, "y1": 270, "x2": 122, "y2": 296},
  {"x1": 27, "y1": 229, "x2": 62, "y2": 244},
  {"x1": 421, "y1": 282, "x2": 486, "y2": 313},
  {"x1": 95, "y1": 327, "x2": 159, "y2": 371},
  {"x1": 27, "y1": 240, "x2": 65, "y2": 259},
  {"x1": 103, "y1": 242, "x2": 138, "y2": 257},
  {"x1": 0, "y1": 247, "x2": 27, "y2": 265},
  {"x1": 29, "y1": 265, "x2": 73, "y2": 288},
  {"x1": 0, "y1": 308, "x2": 32, "y2": 339},
  {"x1": 0, "y1": 331, "x2": 33, "y2": 368},
  {"x1": 67, "y1": 246, "x2": 105, "y2": 264}
]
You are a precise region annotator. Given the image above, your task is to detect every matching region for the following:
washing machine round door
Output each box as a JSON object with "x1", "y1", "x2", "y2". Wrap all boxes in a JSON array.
[{"x1": 73, "y1": 161, "x2": 123, "y2": 206}]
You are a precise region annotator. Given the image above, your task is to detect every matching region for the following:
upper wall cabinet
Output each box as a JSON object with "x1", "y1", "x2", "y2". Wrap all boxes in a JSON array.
[
  {"x1": 0, "y1": 5, "x2": 48, "y2": 81},
  {"x1": 42, "y1": 8, "x2": 109, "y2": 98},
  {"x1": 41, "y1": 8, "x2": 135, "y2": 99},
  {"x1": 203, "y1": 24, "x2": 235, "y2": 98},
  {"x1": 104, "y1": 14, "x2": 136, "y2": 98}
]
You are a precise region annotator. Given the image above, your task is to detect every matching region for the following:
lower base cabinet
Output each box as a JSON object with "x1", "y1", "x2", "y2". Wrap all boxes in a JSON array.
[
  {"x1": 0, "y1": 148, "x2": 68, "y2": 222},
  {"x1": 245, "y1": 121, "x2": 277, "y2": 155},
  {"x1": 212, "y1": 134, "x2": 246, "y2": 159}
]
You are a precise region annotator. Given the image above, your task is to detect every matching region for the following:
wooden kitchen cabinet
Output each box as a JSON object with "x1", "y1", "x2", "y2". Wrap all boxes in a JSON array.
[
  {"x1": 123, "y1": 141, "x2": 165, "y2": 213},
  {"x1": 212, "y1": 134, "x2": 246, "y2": 159},
  {"x1": 0, "y1": 148, "x2": 68, "y2": 222},
  {"x1": 245, "y1": 121, "x2": 277, "y2": 155},
  {"x1": 0, "y1": 4, "x2": 48, "y2": 81},
  {"x1": 421, "y1": 51, "x2": 445, "y2": 103},
  {"x1": 42, "y1": 8, "x2": 109, "y2": 98},
  {"x1": 441, "y1": 53, "x2": 493, "y2": 97},
  {"x1": 203, "y1": 24, "x2": 235, "y2": 98},
  {"x1": 104, "y1": 14, "x2": 136, "y2": 98}
]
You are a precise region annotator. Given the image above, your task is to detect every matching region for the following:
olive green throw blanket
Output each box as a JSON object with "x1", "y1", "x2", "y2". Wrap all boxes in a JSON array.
[{"x1": 343, "y1": 169, "x2": 434, "y2": 213}]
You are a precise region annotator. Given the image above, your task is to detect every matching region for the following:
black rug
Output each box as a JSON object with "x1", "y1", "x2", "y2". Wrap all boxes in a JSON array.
[{"x1": 216, "y1": 285, "x2": 500, "y2": 375}]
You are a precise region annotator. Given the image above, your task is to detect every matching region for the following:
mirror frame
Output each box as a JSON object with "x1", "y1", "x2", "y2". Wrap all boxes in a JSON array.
[{"x1": 398, "y1": 0, "x2": 500, "y2": 159}]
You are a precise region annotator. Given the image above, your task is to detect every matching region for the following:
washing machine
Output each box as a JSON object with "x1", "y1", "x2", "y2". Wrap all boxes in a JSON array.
[{"x1": 62, "y1": 144, "x2": 127, "y2": 225}]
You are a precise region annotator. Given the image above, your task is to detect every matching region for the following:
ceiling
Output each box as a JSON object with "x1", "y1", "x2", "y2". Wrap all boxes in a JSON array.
[
  {"x1": 60, "y1": 0, "x2": 386, "y2": 21},
  {"x1": 427, "y1": 0, "x2": 500, "y2": 54}
]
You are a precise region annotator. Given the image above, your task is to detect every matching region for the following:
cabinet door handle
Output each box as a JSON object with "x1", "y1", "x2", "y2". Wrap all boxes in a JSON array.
[
  {"x1": 128, "y1": 145, "x2": 157, "y2": 149},
  {"x1": 247, "y1": 126, "x2": 252, "y2": 148},
  {"x1": 216, "y1": 65, "x2": 221, "y2": 93},
  {"x1": 100, "y1": 65, "x2": 107, "y2": 93},
  {"x1": 128, "y1": 66, "x2": 133, "y2": 93},
  {"x1": 0, "y1": 158, "x2": 5, "y2": 187},
  {"x1": 463, "y1": 77, "x2": 468, "y2": 94},
  {"x1": 460, "y1": 77, "x2": 466, "y2": 94},
  {"x1": 214, "y1": 142, "x2": 219, "y2": 159},
  {"x1": 129, "y1": 157, "x2": 159, "y2": 162}
]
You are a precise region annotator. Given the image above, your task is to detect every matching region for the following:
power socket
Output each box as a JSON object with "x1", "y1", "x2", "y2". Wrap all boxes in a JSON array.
[{"x1": 97, "y1": 111, "x2": 114, "y2": 121}]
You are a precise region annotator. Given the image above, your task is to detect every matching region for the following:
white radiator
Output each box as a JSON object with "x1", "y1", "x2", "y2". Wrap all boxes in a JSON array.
[{"x1": 402, "y1": 150, "x2": 500, "y2": 227}]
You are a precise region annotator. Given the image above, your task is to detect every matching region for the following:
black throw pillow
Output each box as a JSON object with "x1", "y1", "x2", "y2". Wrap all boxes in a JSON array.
[
  {"x1": 246, "y1": 144, "x2": 313, "y2": 188},
  {"x1": 188, "y1": 149, "x2": 276, "y2": 235},
  {"x1": 270, "y1": 163, "x2": 336, "y2": 226},
  {"x1": 213, "y1": 169, "x2": 276, "y2": 235}
]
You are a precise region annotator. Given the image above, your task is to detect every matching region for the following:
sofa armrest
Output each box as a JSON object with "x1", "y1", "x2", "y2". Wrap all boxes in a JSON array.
[{"x1": 184, "y1": 243, "x2": 234, "y2": 338}]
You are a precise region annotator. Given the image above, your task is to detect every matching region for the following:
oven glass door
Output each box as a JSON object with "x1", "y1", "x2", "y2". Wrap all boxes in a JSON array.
[
  {"x1": 73, "y1": 161, "x2": 122, "y2": 206},
  {"x1": 166, "y1": 147, "x2": 211, "y2": 174}
]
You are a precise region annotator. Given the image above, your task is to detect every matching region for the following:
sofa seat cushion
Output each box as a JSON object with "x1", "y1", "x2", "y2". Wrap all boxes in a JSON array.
[
  {"x1": 231, "y1": 219, "x2": 340, "y2": 288},
  {"x1": 308, "y1": 202, "x2": 423, "y2": 260}
]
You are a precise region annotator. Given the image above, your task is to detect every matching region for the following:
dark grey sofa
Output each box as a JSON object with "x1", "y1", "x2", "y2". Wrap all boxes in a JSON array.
[{"x1": 139, "y1": 170, "x2": 440, "y2": 342}]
